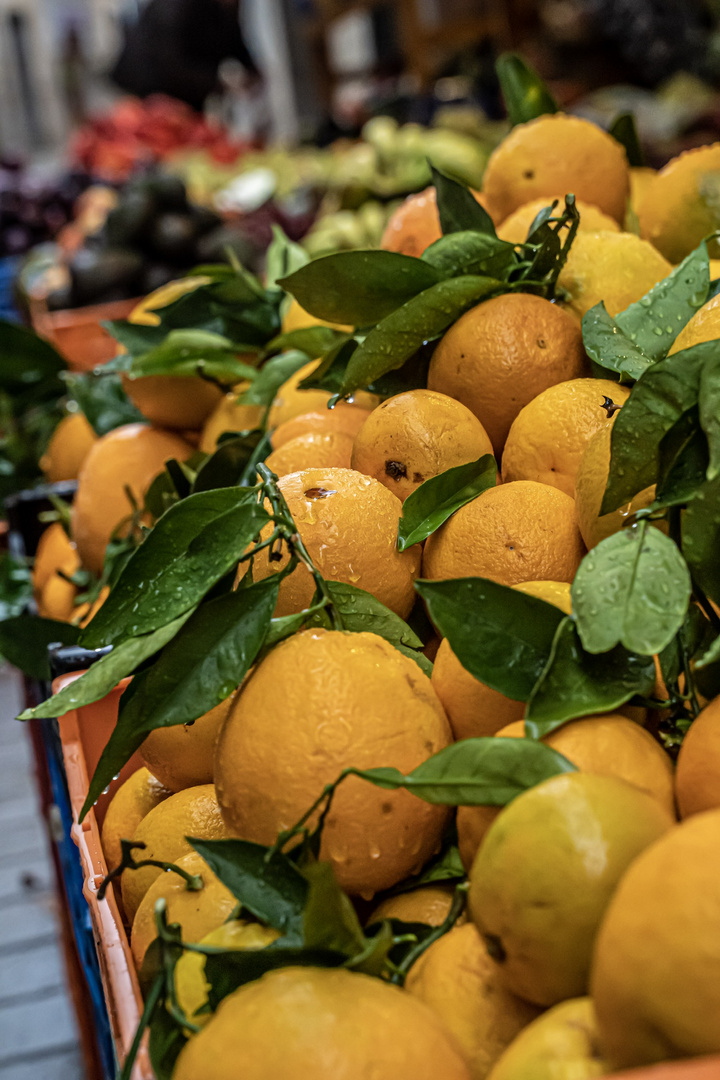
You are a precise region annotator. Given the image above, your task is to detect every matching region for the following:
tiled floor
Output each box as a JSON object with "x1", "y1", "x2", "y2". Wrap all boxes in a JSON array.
[{"x1": 0, "y1": 664, "x2": 87, "y2": 1080}]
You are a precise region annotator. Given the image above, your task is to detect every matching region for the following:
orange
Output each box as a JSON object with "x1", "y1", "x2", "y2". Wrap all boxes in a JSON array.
[
  {"x1": 557, "y1": 230, "x2": 672, "y2": 320},
  {"x1": 428, "y1": 293, "x2": 588, "y2": 454},
  {"x1": 37, "y1": 550, "x2": 82, "y2": 622},
  {"x1": 368, "y1": 884, "x2": 458, "y2": 928},
  {"x1": 121, "y1": 783, "x2": 230, "y2": 923},
  {"x1": 406, "y1": 923, "x2": 540, "y2": 1080},
  {"x1": 468, "y1": 773, "x2": 674, "y2": 1006},
  {"x1": 270, "y1": 408, "x2": 372, "y2": 450},
  {"x1": 501, "y1": 378, "x2": 631, "y2": 496},
  {"x1": 422, "y1": 481, "x2": 585, "y2": 587},
  {"x1": 482, "y1": 113, "x2": 630, "y2": 224},
  {"x1": 250, "y1": 468, "x2": 421, "y2": 620},
  {"x1": 265, "y1": 430, "x2": 354, "y2": 477},
  {"x1": 575, "y1": 421, "x2": 657, "y2": 549},
  {"x1": 199, "y1": 385, "x2": 265, "y2": 454},
  {"x1": 381, "y1": 186, "x2": 492, "y2": 258},
  {"x1": 497, "y1": 197, "x2": 620, "y2": 244},
  {"x1": 32, "y1": 522, "x2": 76, "y2": 599},
  {"x1": 39, "y1": 411, "x2": 97, "y2": 483},
  {"x1": 214, "y1": 629, "x2": 452, "y2": 898},
  {"x1": 73, "y1": 584, "x2": 111, "y2": 628},
  {"x1": 675, "y1": 696, "x2": 720, "y2": 817},
  {"x1": 268, "y1": 360, "x2": 377, "y2": 430},
  {"x1": 139, "y1": 692, "x2": 237, "y2": 793},
  {"x1": 173, "y1": 966, "x2": 472, "y2": 1080},
  {"x1": 100, "y1": 767, "x2": 172, "y2": 873},
  {"x1": 668, "y1": 290, "x2": 720, "y2": 356},
  {"x1": 71, "y1": 423, "x2": 193, "y2": 574},
  {"x1": 281, "y1": 296, "x2": 350, "y2": 334},
  {"x1": 511, "y1": 579, "x2": 573, "y2": 611},
  {"x1": 129, "y1": 276, "x2": 212, "y2": 326},
  {"x1": 628, "y1": 166, "x2": 657, "y2": 211},
  {"x1": 486, "y1": 998, "x2": 608, "y2": 1080},
  {"x1": 130, "y1": 851, "x2": 238, "y2": 969},
  {"x1": 351, "y1": 389, "x2": 494, "y2": 502},
  {"x1": 636, "y1": 143, "x2": 720, "y2": 263},
  {"x1": 591, "y1": 809, "x2": 720, "y2": 1067}
]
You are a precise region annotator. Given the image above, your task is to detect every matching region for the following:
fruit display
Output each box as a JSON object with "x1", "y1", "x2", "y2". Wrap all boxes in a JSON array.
[
  {"x1": 6, "y1": 52, "x2": 720, "y2": 1080},
  {"x1": 0, "y1": 160, "x2": 92, "y2": 257}
]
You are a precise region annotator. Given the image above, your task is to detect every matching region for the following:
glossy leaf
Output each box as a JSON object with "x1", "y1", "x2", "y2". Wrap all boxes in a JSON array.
[
  {"x1": 279, "y1": 252, "x2": 441, "y2": 327},
  {"x1": 682, "y1": 474, "x2": 720, "y2": 604},
  {"x1": 265, "y1": 225, "x2": 310, "y2": 289},
  {"x1": 301, "y1": 862, "x2": 366, "y2": 958},
  {"x1": 19, "y1": 613, "x2": 191, "y2": 720},
  {"x1": 265, "y1": 326, "x2": 345, "y2": 360},
  {"x1": 319, "y1": 582, "x2": 431, "y2": 674},
  {"x1": 699, "y1": 352, "x2": 720, "y2": 481},
  {"x1": 0, "y1": 319, "x2": 66, "y2": 395},
  {"x1": 430, "y1": 166, "x2": 497, "y2": 237},
  {"x1": 354, "y1": 736, "x2": 576, "y2": 806},
  {"x1": 339, "y1": 276, "x2": 502, "y2": 395},
  {"x1": 103, "y1": 319, "x2": 165, "y2": 360},
  {"x1": 525, "y1": 617, "x2": 656, "y2": 735},
  {"x1": 654, "y1": 406, "x2": 709, "y2": 508},
  {"x1": 496, "y1": 52, "x2": 558, "y2": 126},
  {"x1": 581, "y1": 303, "x2": 653, "y2": 382},
  {"x1": 126, "y1": 329, "x2": 258, "y2": 382},
  {"x1": 0, "y1": 615, "x2": 79, "y2": 682},
  {"x1": 572, "y1": 523, "x2": 691, "y2": 655},
  {"x1": 192, "y1": 430, "x2": 272, "y2": 493},
  {"x1": 422, "y1": 230, "x2": 515, "y2": 281},
  {"x1": 64, "y1": 372, "x2": 144, "y2": 435},
  {"x1": 240, "y1": 350, "x2": 311, "y2": 407},
  {"x1": 148, "y1": 1007, "x2": 187, "y2": 1080},
  {"x1": 398, "y1": 455, "x2": 497, "y2": 550},
  {"x1": 601, "y1": 343, "x2": 710, "y2": 514},
  {"x1": 82, "y1": 487, "x2": 268, "y2": 647},
  {"x1": 416, "y1": 577, "x2": 565, "y2": 700}
]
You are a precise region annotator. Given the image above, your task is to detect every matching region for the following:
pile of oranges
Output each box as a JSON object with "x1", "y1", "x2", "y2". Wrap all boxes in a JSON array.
[{"x1": 28, "y1": 103, "x2": 720, "y2": 1080}]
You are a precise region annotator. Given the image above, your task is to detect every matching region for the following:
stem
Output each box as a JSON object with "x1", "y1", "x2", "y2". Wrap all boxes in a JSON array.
[
  {"x1": 389, "y1": 883, "x2": 468, "y2": 986},
  {"x1": 694, "y1": 582, "x2": 720, "y2": 633},
  {"x1": 98, "y1": 841, "x2": 203, "y2": 901},
  {"x1": 266, "y1": 772, "x2": 352, "y2": 861}
]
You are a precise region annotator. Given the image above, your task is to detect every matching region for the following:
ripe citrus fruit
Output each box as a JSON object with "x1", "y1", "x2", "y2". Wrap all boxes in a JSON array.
[
  {"x1": 71, "y1": 423, "x2": 193, "y2": 574},
  {"x1": 512, "y1": 579, "x2": 573, "y2": 611},
  {"x1": 636, "y1": 143, "x2": 720, "y2": 263},
  {"x1": 139, "y1": 692, "x2": 237, "y2": 793},
  {"x1": 496, "y1": 197, "x2": 619, "y2": 244},
  {"x1": 468, "y1": 772, "x2": 674, "y2": 1006},
  {"x1": 628, "y1": 166, "x2": 657, "y2": 212},
  {"x1": 265, "y1": 430, "x2": 354, "y2": 476},
  {"x1": 486, "y1": 998, "x2": 608, "y2": 1080},
  {"x1": 199, "y1": 387, "x2": 265, "y2": 454},
  {"x1": 591, "y1": 808, "x2": 720, "y2": 1067},
  {"x1": 174, "y1": 921, "x2": 280, "y2": 1027},
  {"x1": 574, "y1": 421, "x2": 657, "y2": 549},
  {"x1": 32, "y1": 523, "x2": 76, "y2": 599},
  {"x1": 675, "y1": 696, "x2": 720, "y2": 817},
  {"x1": 36, "y1": 549, "x2": 81, "y2": 622},
  {"x1": 557, "y1": 230, "x2": 672, "y2": 320},
  {"x1": 668, "y1": 290, "x2": 720, "y2": 356},
  {"x1": 121, "y1": 783, "x2": 230, "y2": 923},
  {"x1": 406, "y1": 922, "x2": 540, "y2": 1080},
  {"x1": 501, "y1": 378, "x2": 631, "y2": 496},
  {"x1": 270, "y1": 408, "x2": 372, "y2": 449},
  {"x1": 282, "y1": 296, "x2": 350, "y2": 334},
  {"x1": 39, "y1": 411, "x2": 97, "y2": 483},
  {"x1": 251, "y1": 468, "x2": 421, "y2": 619},
  {"x1": 268, "y1": 360, "x2": 377, "y2": 430},
  {"x1": 458, "y1": 712, "x2": 675, "y2": 871},
  {"x1": 100, "y1": 767, "x2": 172, "y2": 873},
  {"x1": 381, "y1": 186, "x2": 491, "y2": 258},
  {"x1": 481, "y1": 113, "x2": 630, "y2": 224},
  {"x1": 351, "y1": 389, "x2": 494, "y2": 502},
  {"x1": 428, "y1": 293, "x2": 587, "y2": 454},
  {"x1": 214, "y1": 629, "x2": 452, "y2": 897},
  {"x1": 367, "y1": 884, "x2": 458, "y2": 928},
  {"x1": 130, "y1": 851, "x2": 238, "y2": 969},
  {"x1": 129, "y1": 276, "x2": 212, "y2": 326},
  {"x1": 422, "y1": 481, "x2": 585, "y2": 587},
  {"x1": 172, "y1": 966, "x2": 472, "y2": 1080}
]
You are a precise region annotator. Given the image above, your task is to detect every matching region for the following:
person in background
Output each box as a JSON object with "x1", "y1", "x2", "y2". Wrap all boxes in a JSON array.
[{"x1": 111, "y1": 0, "x2": 261, "y2": 113}]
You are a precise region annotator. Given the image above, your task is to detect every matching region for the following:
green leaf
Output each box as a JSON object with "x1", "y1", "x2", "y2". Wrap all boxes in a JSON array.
[
  {"x1": 0, "y1": 319, "x2": 66, "y2": 395},
  {"x1": 0, "y1": 615, "x2": 79, "y2": 681},
  {"x1": 265, "y1": 327, "x2": 345, "y2": 360},
  {"x1": 422, "y1": 231, "x2": 516, "y2": 281},
  {"x1": 189, "y1": 838, "x2": 307, "y2": 941},
  {"x1": 0, "y1": 552, "x2": 32, "y2": 622},
  {"x1": 682, "y1": 473, "x2": 720, "y2": 604},
  {"x1": 516, "y1": 195, "x2": 580, "y2": 291},
  {"x1": 192, "y1": 430, "x2": 271, "y2": 493},
  {"x1": 387, "y1": 841, "x2": 465, "y2": 893},
  {"x1": 430, "y1": 166, "x2": 498, "y2": 237},
  {"x1": 699, "y1": 353, "x2": 720, "y2": 481},
  {"x1": 64, "y1": 372, "x2": 144, "y2": 435},
  {"x1": 301, "y1": 862, "x2": 366, "y2": 958},
  {"x1": 609, "y1": 113, "x2": 644, "y2": 167},
  {"x1": 581, "y1": 303, "x2": 654, "y2": 382},
  {"x1": 148, "y1": 1006, "x2": 187, "y2": 1080},
  {"x1": 103, "y1": 319, "x2": 165, "y2": 359},
  {"x1": 354, "y1": 736, "x2": 575, "y2": 806},
  {"x1": 495, "y1": 52, "x2": 558, "y2": 126},
  {"x1": 696, "y1": 631, "x2": 720, "y2": 670},
  {"x1": 339, "y1": 276, "x2": 502, "y2": 396},
  {"x1": 279, "y1": 251, "x2": 441, "y2": 328},
  {"x1": 601, "y1": 343, "x2": 712, "y2": 514},
  {"x1": 240, "y1": 350, "x2": 312, "y2": 407},
  {"x1": 266, "y1": 225, "x2": 310, "y2": 289},
  {"x1": 204, "y1": 946, "x2": 343, "y2": 1011},
  {"x1": 571, "y1": 523, "x2": 691, "y2": 655},
  {"x1": 416, "y1": 577, "x2": 565, "y2": 701},
  {"x1": 615, "y1": 244, "x2": 710, "y2": 361},
  {"x1": 398, "y1": 455, "x2": 497, "y2": 551},
  {"x1": 525, "y1": 617, "x2": 656, "y2": 735},
  {"x1": 318, "y1": 582, "x2": 431, "y2": 674},
  {"x1": 18, "y1": 614, "x2": 191, "y2": 720},
  {"x1": 82, "y1": 487, "x2": 268, "y2": 648},
  {"x1": 126, "y1": 329, "x2": 258, "y2": 382},
  {"x1": 654, "y1": 406, "x2": 709, "y2": 508}
]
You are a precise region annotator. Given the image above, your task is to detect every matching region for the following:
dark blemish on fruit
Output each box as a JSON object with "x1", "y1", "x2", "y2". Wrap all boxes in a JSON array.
[
  {"x1": 484, "y1": 933, "x2": 507, "y2": 963},
  {"x1": 523, "y1": 169, "x2": 534, "y2": 179},
  {"x1": 305, "y1": 487, "x2": 336, "y2": 499},
  {"x1": 385, "y1": 461, "x2": 407, "y2": 480},
  {"x1": 537, "y1": 337, "x2": 547, "y2": 348},
  {"x1": 381, "y1": 802, "x2": 393, "y2": 815},
  {"x1": 413, "y1": 472, "x2": 424, "y2": 483}
]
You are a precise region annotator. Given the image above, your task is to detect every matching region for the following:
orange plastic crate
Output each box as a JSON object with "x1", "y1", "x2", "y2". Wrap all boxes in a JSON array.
[
  {"x1": 55, "y1": 672, "x2": 720, "y2": 1080},
  {"x1": 30, "y1": 297, "x2": 139, "y2": 372}
]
